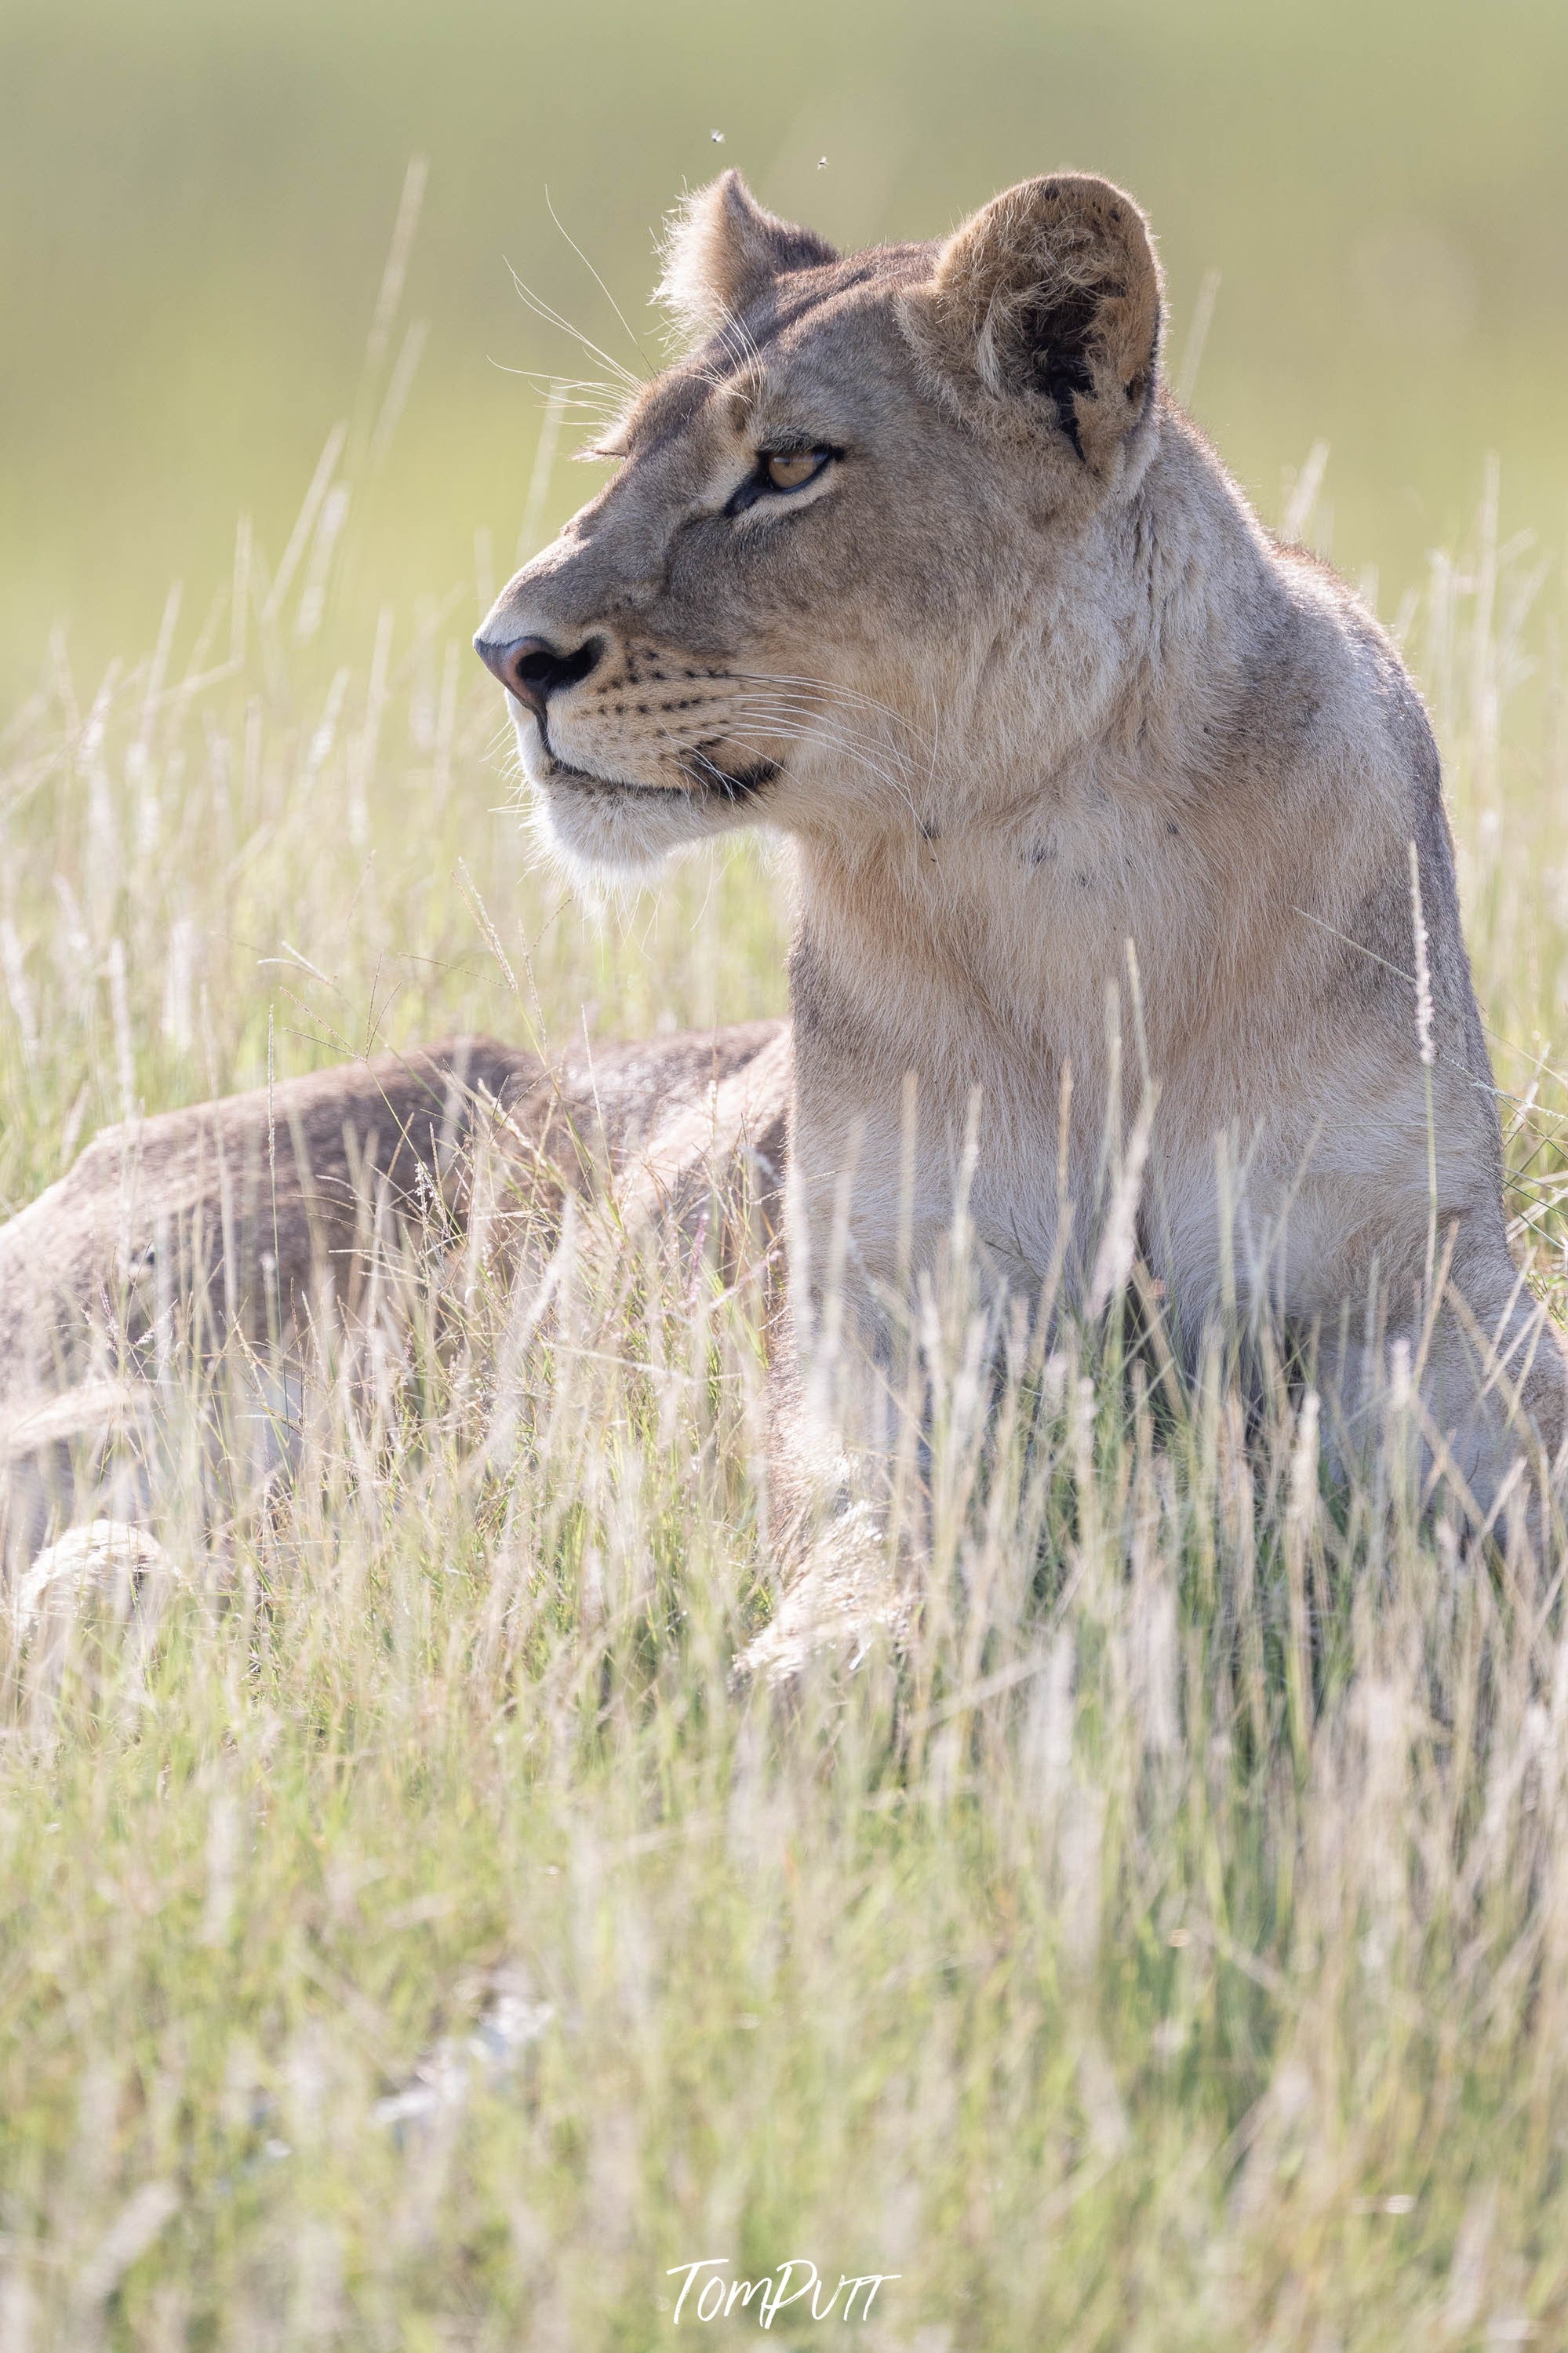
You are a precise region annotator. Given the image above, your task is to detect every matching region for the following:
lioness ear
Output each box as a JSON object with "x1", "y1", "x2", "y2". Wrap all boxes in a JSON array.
[
  {"x1": 658, "y1": 171, "x2": 839, "y2": 338},
  {"x1": 904, "y1": 174, "x2": 1162, "y2": 471}
]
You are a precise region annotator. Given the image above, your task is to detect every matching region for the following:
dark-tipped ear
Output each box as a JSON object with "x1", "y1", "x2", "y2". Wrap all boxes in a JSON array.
[
  {"x1": 657, "y1": 171, "x2": 839, "y2": 339},
  {"x1": 903, "y1": 174, "x2": 1162, "y2": 472}
]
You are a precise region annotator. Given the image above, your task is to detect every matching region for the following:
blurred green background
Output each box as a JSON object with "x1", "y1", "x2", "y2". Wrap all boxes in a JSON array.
[{"x1": 2, "y1": 0, "x2": 1566, "y2": 712}]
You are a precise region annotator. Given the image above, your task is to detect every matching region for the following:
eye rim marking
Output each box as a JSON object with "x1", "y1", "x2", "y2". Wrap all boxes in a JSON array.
[{"x1": 724, "y1": 443, "x2": 842, "y2": 519}]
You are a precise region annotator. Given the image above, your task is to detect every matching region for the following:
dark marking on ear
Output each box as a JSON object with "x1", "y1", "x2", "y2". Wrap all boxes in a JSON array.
[
  {"x1": 911, "y1": 176, "x2": 1163, "y2": 471},
  {"x1": 1023, "y1": 276, "x2": 1126, "y2": 457}
]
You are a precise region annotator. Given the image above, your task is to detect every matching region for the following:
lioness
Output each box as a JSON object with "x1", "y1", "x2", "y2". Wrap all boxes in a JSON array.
[
  {"x1": 0, "y1": 169, "x2": 1559, "y2": 1586},
  {"x1": 474, "y1": 168, "x2": 1563, "y2": 1513}
]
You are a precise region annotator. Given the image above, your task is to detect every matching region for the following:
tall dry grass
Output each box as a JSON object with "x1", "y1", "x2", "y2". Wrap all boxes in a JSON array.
[{"x1": 2, "y1": 394, "x2": 1568, "y2": 2349}]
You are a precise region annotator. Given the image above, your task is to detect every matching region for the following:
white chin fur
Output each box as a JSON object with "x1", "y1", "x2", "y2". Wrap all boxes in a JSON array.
[
  {"x1": 516, "y1": 719, "x2": 750, "y2": 876},
  {"x1": 534, "y1": 774, "x2": 729, "y2": 872}
]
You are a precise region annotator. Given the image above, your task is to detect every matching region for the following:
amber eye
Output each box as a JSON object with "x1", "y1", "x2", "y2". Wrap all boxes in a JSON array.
[
  {"x1": 725, "y1": 444, "x2": 839, "y2": 519},
  {"x1": 764, "y1": 448, "x2": 830, "y2": 491}
]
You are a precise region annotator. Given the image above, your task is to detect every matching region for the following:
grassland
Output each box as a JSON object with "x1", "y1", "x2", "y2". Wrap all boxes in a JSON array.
[
  {"x1": 6, "y1": 4, "x2": 1568, "y2": 2325},
  {"x1": 2, "y1": 358, "x2": 1568, "y2": 2353}
]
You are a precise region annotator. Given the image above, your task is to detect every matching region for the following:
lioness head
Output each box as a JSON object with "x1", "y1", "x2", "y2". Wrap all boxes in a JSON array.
[{"x1": 476, "y1": 170, "x2": 1164, "y2": 870}]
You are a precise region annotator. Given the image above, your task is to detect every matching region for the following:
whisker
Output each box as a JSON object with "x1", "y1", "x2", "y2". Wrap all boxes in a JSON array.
[
  {"x1": 543, "y1": 187, "x2": 656, "y2": 375},
  {"x1": 720, "y1": 695, "x2": 930, "y2": 796},
  {"x1": 488, "y1": 370, "x2": 631, "y2": 425},
  {"x1": 503, "y1": 264, "x2": 642, "y2": 392},
  {"x1": 720, "y1": 684, "x2": 928, "y2": 771},
  {"x1": 726, "y1": 668, "x2": 937, "y2": 748},
  {"x1": 690, "y1": 715, "x2": 927, "y2": 824}
]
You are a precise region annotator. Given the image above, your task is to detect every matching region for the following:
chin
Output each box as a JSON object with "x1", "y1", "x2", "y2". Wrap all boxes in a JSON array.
[
  {"x1": 533, "y1": 770, "x2": 735, "y2": 874},
  {"x1": 518, "y1": 728, "x2": 776, "y2": 878}
]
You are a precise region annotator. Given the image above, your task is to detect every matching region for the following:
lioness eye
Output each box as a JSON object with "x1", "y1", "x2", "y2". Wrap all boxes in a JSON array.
[
  {"x1": 725, "y1": 444, "x2": 839, "y2": 519},
  {"x1": 764, "y1": 448, "x2": 830, "y2": 491}
]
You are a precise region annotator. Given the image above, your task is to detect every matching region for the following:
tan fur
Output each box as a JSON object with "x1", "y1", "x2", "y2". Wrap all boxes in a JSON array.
[
  {"x1": 476, "y1": 169, "x2": 1563, "y2": 1513},
  {"x1": 2, "y1": 169, "x2": 1560, "y2": 1590},
  {"x1": 0, "y1": 1026, "x2": 787, "y2": 1564}
]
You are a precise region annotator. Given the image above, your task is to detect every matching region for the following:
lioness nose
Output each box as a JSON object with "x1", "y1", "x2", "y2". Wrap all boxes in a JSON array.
[{"x1": 472, "y1": 631, "x2": 605, "y2": 717}]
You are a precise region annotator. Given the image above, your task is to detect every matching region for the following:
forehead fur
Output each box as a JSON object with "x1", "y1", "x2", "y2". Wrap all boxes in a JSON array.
[
  {"x1": 649, "y1": 171, "x2": 1160, "y2": 482},
  {"x1": 610, "y1": 240, "x2": 936, "y2": 457}
]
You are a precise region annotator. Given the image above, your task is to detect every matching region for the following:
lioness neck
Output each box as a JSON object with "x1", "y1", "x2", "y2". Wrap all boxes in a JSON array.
[{"x1": 788, "y1": 411, "x2": 1287, "y2": 1099}]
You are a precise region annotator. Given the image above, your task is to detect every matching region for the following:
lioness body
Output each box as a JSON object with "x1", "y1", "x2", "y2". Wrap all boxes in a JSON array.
[
  {"x1": 475, "y1": 169, "x2": 1560, "y2": 1496},
  {"x1": 0, "y1": 1025, "x2": 788, "y2": 1563},
  {"x1": 1, "y1": 167, "x2": 1559, "y2": 1574}
]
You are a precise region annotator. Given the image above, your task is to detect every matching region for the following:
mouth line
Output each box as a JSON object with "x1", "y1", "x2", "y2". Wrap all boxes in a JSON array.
[
  {"x1": 541, "y1": 752, "x2": 781, "y2": 806},
  {"x1": 678, "y1": 753, "x2": 781, "y2": 803}
]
